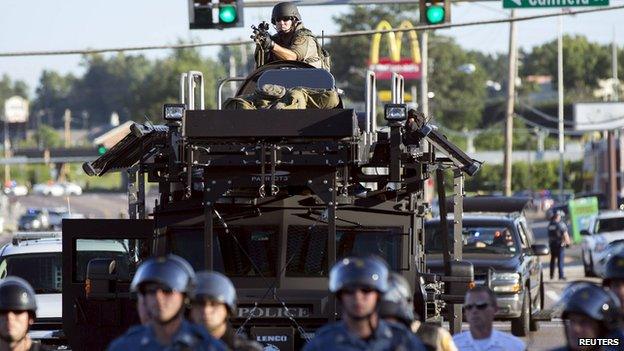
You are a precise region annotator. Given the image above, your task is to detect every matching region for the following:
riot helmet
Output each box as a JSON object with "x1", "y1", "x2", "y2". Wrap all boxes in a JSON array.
[
  {"x1": 190, "y1": 271, "x2": 237, "y2": 314},
  {"x1": 378, "y1": 272, "x2": 415, "y2": 326},
  {"x1": 130, "y1": 254, "x2": 196, "y2": 294},
  {"x1": 603, "y1": 252, "x2": 624, "y2": 285},
  {"x1": 271, "y1": 2, "x2": 302, "y2": 24},
  {"x1": 329, "y1": 256, "x2": 389, "y2": 294},
  {"x1": 561, "y1": 283, "x2": 621, "y2": 331},
  {"x1": 0, "y1": 277, "x2": 37, "y2": 316}
]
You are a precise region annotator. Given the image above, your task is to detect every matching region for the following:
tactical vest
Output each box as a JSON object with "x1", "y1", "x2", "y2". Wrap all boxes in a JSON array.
[{"x1": 294, "y1": 27, "x2": 331, "y2": 71}]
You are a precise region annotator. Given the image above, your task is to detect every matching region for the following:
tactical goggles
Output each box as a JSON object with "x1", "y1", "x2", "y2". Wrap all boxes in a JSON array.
[{"x1": 464, "y1": 302, "x2": 490, "y2": 311}]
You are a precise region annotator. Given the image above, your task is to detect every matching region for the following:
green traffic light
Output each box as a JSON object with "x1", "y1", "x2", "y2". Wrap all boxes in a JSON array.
[
  {"x1": 219, "y1": 5, "x2": 237, "y2": 23},
  {"x1": 98, "y1": 145, "x2": 107, "y2": 155},
  {"x1": 426, "y1": 5, "x2": 445, "y2": 24}
]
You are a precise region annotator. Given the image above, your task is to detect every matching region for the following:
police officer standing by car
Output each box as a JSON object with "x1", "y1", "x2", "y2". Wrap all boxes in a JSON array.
[
  {"x1": 189, "y1": 271, "x2": 263, "y2": 351},
  {"x1": 548, "y1": 210, "x2": 570, "y2": 280},
  {"x1": 551, "y1": 282, "x2": 622, "y2": 351},
  {"x1": 0, "y1": 277, "x2": 52, "y2": 351},
  {"x1": 302, "y1": 256, "x2": 426, "y2": 351},
  {"x1": 378, "y1": 272, "x2": 457, "y2": 351},
  {"x1": 107, "y1": 254, "x2": 226, "y2": 351},
  {"x1": 254, "y1": 2, "x2": 329, "y2": 70}
]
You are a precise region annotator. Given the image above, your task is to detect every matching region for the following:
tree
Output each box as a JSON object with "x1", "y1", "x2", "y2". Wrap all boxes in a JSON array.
[
  {"x1": 521, "y1": 35, "x2": 611, "y2": 96},
  {"x1": 32, "y1": 70, "x2": 76, "y2": 128}
]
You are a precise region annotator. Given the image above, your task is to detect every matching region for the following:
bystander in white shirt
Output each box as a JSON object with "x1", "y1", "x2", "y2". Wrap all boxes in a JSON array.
[{"x1": 453, "y1": 329, "x2": 526, "y2": 351}]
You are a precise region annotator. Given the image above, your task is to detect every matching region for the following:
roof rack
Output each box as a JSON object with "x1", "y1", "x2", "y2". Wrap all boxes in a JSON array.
[{"x1": 12, "y1": 231, "x2": 62, "y2": 245}]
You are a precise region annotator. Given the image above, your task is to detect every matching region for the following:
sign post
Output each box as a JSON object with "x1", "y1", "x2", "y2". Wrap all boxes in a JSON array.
[{"x1": 503, "y1": 0, "x2": 609, "y2": 8}]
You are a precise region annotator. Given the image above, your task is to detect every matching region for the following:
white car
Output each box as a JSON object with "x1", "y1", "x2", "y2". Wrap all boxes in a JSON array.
[
  {"x1": 3, "y1": 184, "x2": 28, "y2": 196},
  {"x1": 0, "y1": 232, "x2": 130, "y2": 347},
  {"x1": 59, "y1": 182, "x2": 83, "y2": 196},
  {"x1": 32, "y1": 183, "x2": 65, "y2": 197},
  {"x1": 581, "y1": 210, "x2": 624, "y2": 277}
]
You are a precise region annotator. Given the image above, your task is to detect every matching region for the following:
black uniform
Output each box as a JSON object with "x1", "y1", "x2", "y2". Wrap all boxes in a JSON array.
[
  {"x1": 548, "y1": 218, "x2": 568, "y2": 279},
  {"x1": 221, "y1": 325, "x2": 263, "y2": 351}
]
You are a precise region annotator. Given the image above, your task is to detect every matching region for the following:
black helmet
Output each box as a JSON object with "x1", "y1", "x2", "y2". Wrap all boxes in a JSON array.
[
  {"x1": 603, "y1": 252, "x2": 624, "y2": 284},
  {"x1": 130, "y1": 254, "x2": 195, "y2": 294},
  {"x1": 378, "y1": 273, "x2": 414, "y2": 326},
  {"x1": 561, "y1": 283, "x2": 621, "y2": 330},
  {"x1": 271, "y1": 2, "x2": 302, "y2": 24},
  {"x1": 190, "y1": 271, "x2": 237, "y2": 314},
  {"x1": 0, "y1": 276, "x2": 37, "y2": 315},
  {"x1": 329, "y1": 256, "x2": 389, "y2": 294}
]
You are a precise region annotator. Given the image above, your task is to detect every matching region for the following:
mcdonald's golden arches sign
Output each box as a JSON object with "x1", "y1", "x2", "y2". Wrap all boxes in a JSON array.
[{"x1": 368, "y1": 20, "x2": 422, "y2": 80}]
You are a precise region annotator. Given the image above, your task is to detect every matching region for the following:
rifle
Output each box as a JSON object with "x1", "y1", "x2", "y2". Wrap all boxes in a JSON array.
[{"x1": 251, "y1": 21, "x2": 271, "y2": 67}]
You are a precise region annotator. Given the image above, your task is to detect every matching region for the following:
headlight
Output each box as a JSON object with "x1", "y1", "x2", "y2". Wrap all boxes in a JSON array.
[
  {"x1": 384, "y1": 103, "x2": 407, "y2": 122},
  {"x1": 595, "y1": 242, "x2": 607, "y2": 252},
  {"x1": 491, "y1": 272, "x2": 521, "y2": 293},
  {"x1": 163, "y1": 103, "x2": 185, "y2": 121},
  {"x1": 32, "y1": 220, "x2": 40, "y2": 229}
]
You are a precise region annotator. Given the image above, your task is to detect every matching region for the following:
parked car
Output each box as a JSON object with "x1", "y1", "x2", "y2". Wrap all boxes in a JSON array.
[
  {"x1": 59, "y1": 182, "x2": 82, "y2": 196},
  {"x1": 48, "y1": 209, "x2": 86, "y2": 230},
  {"x1": 581, "y1": 210, "x2": 624, "y2": 277},
  {"x1": 0, "y1": 231, "x2": 130, "y2": 346},
  {"x1": 3, "y1": 182, "x2": 28, "y2": 196},
  {"x1": 425, "y1": 197, "x2": 549, "y2": 337},
  {"x1": 33, "y1": 183, "x2": 65, "y2": 197},
  {"x1": 18, "y1": 209, "x2": 50, "y2": 231}
]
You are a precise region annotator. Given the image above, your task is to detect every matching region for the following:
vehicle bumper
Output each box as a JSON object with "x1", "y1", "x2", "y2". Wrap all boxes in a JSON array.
[{"x1": 494, "y1": 292, "x2": 523, "y2": 319}]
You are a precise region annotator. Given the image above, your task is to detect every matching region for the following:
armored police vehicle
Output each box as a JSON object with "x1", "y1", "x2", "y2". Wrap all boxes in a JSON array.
[{"x1": 62, "y1": 61, "x2": 480, "y2": 350}]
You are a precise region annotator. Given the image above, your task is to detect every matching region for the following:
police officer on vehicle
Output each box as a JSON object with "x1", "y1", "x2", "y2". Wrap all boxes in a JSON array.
[
  {"x1": 0, "y1": 277, "x2": 51, "y2": 351},
  {"x1": 551, "y1": 283, "x2": 622, "y2": 351},
  {"x1": 378, "y1": 273, "x2": 457, "y2": 351},
  {"x1": 603, "y1": 252, "x2": 624, "y2": 314},
  {"x1": 189, "y1": 271, "x2": 263, "y2": 351},
  {"x1": 255, "y1": 2, "x2": 329, "y2": 70},
  {"x1": 302, "y1": 256, "x2": 426, "y2": 351},
  {"x1": 107, "y1": 255, "x2": 226, "y2": 351},
  {"x1": 548, "y1": 210, "x2": 570, "y2": 280}
]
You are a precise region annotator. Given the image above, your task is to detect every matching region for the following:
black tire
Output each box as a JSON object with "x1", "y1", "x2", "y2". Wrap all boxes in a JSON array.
[
  {"x1": 539, "y1": 273, "x2": 545, "y2": 311},
  {"x1": 530, "y1": 286, "x2": 540, "y2": 332},
  {"x1": 512, "y1": 291, "x2": 530, "y2": 336}
]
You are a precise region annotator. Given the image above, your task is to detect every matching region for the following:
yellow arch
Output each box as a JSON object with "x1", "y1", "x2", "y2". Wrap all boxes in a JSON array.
[{"x1": 369, "y1": 20, "x2": 421, "y2": 65}]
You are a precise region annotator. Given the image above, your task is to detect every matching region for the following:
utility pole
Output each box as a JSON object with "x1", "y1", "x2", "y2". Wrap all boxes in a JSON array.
[
  {"x1": 59, "y1": 109, "x2": 72, "y2": 182},
  {"x1": 3, "y1": 116, "x2": 9, "y2": 185},
  {"x1": 503, "y1": 10, "x2": 517, "y2": 196},
  {"x1": 557, "y1": 12, "x2": 565, "y2": 204},
  {"x1": 608, "y1": 28, "x2": 619, "y2": 210}
]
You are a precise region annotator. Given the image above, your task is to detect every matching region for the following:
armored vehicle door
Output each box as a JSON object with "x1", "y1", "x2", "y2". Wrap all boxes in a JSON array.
[{"x1": 62, "y1": 219, "x2": 153, "y2": 351}]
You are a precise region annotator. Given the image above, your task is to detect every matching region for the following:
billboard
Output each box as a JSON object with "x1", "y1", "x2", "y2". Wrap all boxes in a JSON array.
[
  {"x1": 568, "y1": 197, "x2": 599, "y2": 243},
  {"x1": 368, "y1": 20, "x2": 422, "y2": 80},
  {"x1": 3, "y1": 96, "x2": 29, "y2": 123},
  {"x1": 573, "y1": 102, "x2": 624, "y2": 131}
]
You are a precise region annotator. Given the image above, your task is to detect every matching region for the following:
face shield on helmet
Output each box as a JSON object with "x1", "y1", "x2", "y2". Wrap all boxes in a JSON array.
[
  {"x1": 558, "y1": 282, "x2": 621, "y2": 332},
  {"x1": 130, "y1": 254, "x2": 196, "y2": 294},
  {"x1": 190, "y1": 271, "x2": 237, "y2": 314},
  {"x1": 378, "y1": 272, "x2": 414, "y2": 326},
  {"x1": 329, "y1": 256, "x2": 389, "y2": 295}
]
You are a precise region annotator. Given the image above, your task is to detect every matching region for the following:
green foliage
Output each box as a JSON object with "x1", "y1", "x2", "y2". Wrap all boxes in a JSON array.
[
  {"x1": 465, "y1": 160, "x2": 583, "y2": 193},
  {"x1": 521, "y1": 35, "x2": 619, "y2": 96}
]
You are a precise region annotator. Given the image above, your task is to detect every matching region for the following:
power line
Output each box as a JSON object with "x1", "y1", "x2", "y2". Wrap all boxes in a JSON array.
[{"x1": 1, "y1": 4, "x2": 623, "y2": 57}]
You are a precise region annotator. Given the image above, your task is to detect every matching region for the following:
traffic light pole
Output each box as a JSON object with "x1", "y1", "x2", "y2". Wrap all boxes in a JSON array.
[{"x1": 420, "y1": 31, "x2": 429, "y2": 116}]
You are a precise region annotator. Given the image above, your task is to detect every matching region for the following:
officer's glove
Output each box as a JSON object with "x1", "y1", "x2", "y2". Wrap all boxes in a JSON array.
[{"x1": 260, "y1": 36, "x2": 275, "y2": 52}]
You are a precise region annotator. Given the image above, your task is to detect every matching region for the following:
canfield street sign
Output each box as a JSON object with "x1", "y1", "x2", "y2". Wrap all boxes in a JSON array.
[{"x1": 503, "y1": 0, "x2": 609, "y2": 8}]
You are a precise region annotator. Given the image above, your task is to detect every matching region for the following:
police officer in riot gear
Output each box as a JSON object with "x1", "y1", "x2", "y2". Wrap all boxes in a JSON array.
[
  {"x1": 189, "y1": 271, "x2": 262, "y2": 351},
  {"x1": 107, "y1": 255, "x2": 226, "y2": 351},
  {"x1": 548, "y1": 210, "x2": 569, "y2": 280},
  {"x1": 302, "y1": 256, "x2": 426, "y2": 351},
  {"x1": 379, "y1": 273, "x2": 457, "y2": 351},
  {"x1": 254, "y1": 2, "x2": 329, "y2": 70},
  {"x1": 0, "y1": 277, "x2": 51, "y2": 351},
  {"x1": 551, "y1": 282, "x2": 622, "y2": 351},
  {"x1": 603, "y1": 252, "x2": 624, "y2": 313}
]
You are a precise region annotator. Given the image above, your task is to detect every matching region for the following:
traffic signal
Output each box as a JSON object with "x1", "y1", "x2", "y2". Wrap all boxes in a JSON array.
[
  {"x1": 97, "y1": 145, "x2": 107, "y2": 156},
  {"x1": 189, "y1": 0, "x2": 244, "y2": 29},
  {"x1": 419, "y1": 0, "x2": 451, "y2": 25}
]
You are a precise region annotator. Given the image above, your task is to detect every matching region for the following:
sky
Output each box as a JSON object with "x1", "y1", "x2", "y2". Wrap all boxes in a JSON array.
[{"x1": 1, "y1": 0, "x2": 624, "y2": 96}]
